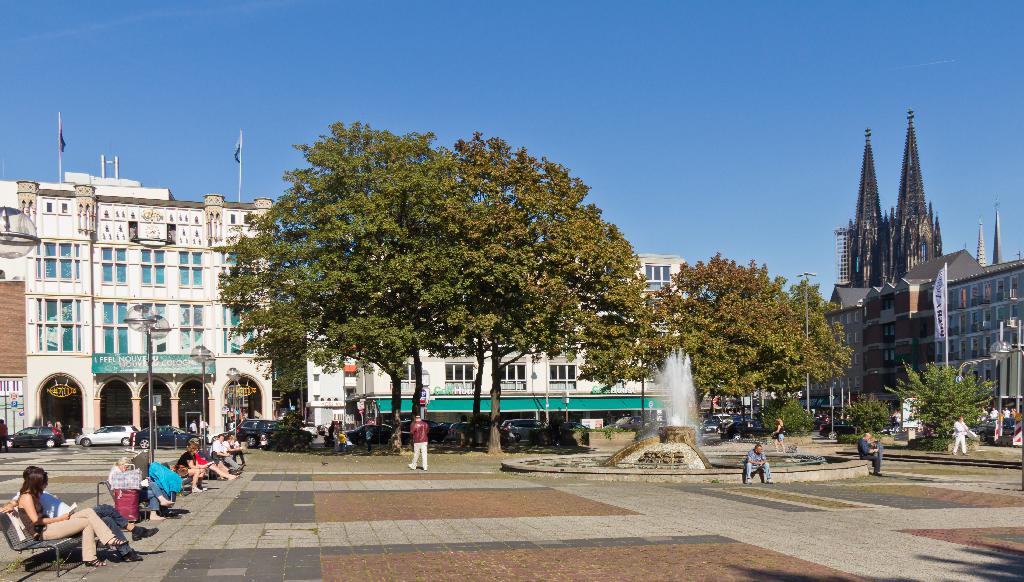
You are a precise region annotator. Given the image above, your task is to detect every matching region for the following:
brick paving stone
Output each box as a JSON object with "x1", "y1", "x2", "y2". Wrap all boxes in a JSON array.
[
  {"x1": 902, "y1": 527, "x2": 1024, "y2": 554},
  {"x1": 849, "y1": 485, "x2": 1024, "y2": 508},
  {"x1": 312, "y1": 488, "x2": 636, "y2": 522},
  {"x1": 319, "y1": 541, "x2": 868, "y2": 581}
]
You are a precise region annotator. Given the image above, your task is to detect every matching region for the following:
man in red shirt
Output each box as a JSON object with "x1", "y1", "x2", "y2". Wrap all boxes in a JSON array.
[{"x1": 408, "y1": 414, "x2": 429, "y2": 471}]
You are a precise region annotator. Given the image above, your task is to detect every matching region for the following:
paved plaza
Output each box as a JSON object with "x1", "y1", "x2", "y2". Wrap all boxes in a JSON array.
[{"x1": 0, "y1": 446, "x2": 1021, "y2": 580}]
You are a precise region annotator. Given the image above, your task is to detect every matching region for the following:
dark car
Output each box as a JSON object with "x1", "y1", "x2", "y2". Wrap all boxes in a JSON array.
[
  {"x1": 700, "y1": 418, "x2": 723, "y2": 435},
  {"x1": 399, "y1": 420, "x2": 450, "y2": 444},
  {"x1": 345, "y1": 424, "x2": 395, "y2": 446},
  {"x1": 974, "y1": 418, "x2": 1016, "y2": 444},
  {"x1": 131, "y1": 426, "x2": 196, "y2": 449},
  {"x1": 818, "y1": 423, "x2": 858, "y2": 439},
  {"x1": 235, "y1": 419, "x2": 279, "y2": 448},
  {"x1": 557, "y1": 421, "x2": 586, "y2": 432},
  {"x1": 500, "y1": 419, "x2": 545, "y2": 443},
  {"x1": 10, "y1": 427, "x2": 66, "y2": 448},
  {"x1": 444, "y1": 422, "x2": 468, "y2": 443},
  {"x1": 721, "y1": 420, "x2": 772, "y2": 441}
]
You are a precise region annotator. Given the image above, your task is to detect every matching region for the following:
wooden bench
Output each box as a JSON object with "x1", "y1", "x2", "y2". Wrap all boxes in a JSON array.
[{"x1": 0, "y1": 512, "x2": 80, "y2": 577}]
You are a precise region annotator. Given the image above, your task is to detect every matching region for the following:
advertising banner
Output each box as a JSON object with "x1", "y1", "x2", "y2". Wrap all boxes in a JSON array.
[{"x1": 92, "y1": 353, "x2": 215, "y2": 375}]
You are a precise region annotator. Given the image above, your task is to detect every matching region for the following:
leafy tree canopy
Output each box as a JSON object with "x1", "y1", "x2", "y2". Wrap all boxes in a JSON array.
[{"x1": 888, "y1": 364, "x2": 990, "y2": 436}]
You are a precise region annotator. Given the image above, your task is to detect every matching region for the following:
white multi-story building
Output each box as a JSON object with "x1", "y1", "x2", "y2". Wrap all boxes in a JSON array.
[
  {"x1": 308, "y1": 253, "x2": 685, "y2": 426},
  {"x1": 0, "y1": 175, "x2": 273, "y2": 437}
]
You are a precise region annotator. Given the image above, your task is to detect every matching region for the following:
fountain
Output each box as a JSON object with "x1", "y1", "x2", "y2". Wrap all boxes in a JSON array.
[{"x1": 502, "y1": 351, "x2": 871, "y2": 483}]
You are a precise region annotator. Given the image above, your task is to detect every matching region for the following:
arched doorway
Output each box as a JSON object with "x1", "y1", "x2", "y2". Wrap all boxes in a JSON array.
[
  {"x1": 177, "y1": 380, "x2": 209, "y2": 430},
  {"x1": 225, "y1": 376, "x2": 263, "y2": 425},
  {"x1": 100, "y1": 380, "x2": 133, "y2": 427},
  {"x1": 39, "y1": 376, "x2": 84, "y2": 438},
  {"x1": 140, "y1": 381, "x2": 172, "y2": 427}
]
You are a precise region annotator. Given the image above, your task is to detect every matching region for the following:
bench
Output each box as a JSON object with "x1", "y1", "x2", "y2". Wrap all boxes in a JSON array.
[{"x1": 1, "y1": 512, "x2": 81, "y2": 577}]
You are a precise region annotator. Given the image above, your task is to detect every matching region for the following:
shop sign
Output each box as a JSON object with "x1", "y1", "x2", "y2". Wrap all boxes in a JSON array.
[
  {"x1": 92, "y1": 353, "x2": 215, "y2": 375},
  {"x1": 231, "y1": 385, "x2": 258, "y2": 397},
  {"x1": 46, "y1": 383, "x2": 78, "y2": 398},
  {"x1": 590, "y1": 385, "x2": 642, "y2": 395}
]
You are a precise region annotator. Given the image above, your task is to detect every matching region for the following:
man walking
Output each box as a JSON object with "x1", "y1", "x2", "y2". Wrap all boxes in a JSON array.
[
  {"x1": 952, "y1": 416, "x2": 977, "y2": 456},
  {"x1": 408, "y1": 414, "x2": 429, "y2": 471},
  {"x1": 858, "y1": 432, "x2": 883, "y2": 476}
]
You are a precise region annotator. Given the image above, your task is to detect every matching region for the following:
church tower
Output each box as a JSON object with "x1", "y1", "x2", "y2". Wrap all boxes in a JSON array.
[
  {"x1": 848, "y1": 129, "x2": 884, "y2": 287},
  {"x1": 892, "y1": 109, "x2": 941, "y2": 278}
]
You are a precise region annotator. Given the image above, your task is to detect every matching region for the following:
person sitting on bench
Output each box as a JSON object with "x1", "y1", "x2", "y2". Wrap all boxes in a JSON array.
[
  {"x1": 744, "y1": 444, "x2": 774, "y2": 484},
  {"x1": 857, "y1": 432, "x2": 884, "y2": 476},
  {"x1": 226, "y1": 434, "x2": 247, "y2": 467},
  {"x1": 10, "y1": 466, "x2": 143, "y2": 566},
  {"x1": 209, "y1": 434, "x2": 240, "y2": 473},
  {"x1": 109, "y1": 457, "x2": 173, "y2": 521}
]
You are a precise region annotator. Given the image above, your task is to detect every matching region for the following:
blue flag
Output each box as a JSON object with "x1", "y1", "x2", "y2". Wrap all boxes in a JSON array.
[{"x1": 233, "y1": 135, "x2": 241, "y2": 163}]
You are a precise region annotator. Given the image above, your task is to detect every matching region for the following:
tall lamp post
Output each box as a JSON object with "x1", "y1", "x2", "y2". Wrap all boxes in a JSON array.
[
  {"x1": 0, "y1": 207, "x2": 38, "y2": 433},
  {"x1": 124, "y1": 304, "x2": 170, "y2": 463},
  {"x1": 991, "y1": 332, "x2": 1024, "y2": 491},
  {"x1": 190, "y1": 346, "x2": 214, "y2": 445},
  {"x1": 799, "y1": 272, "x2": 817, "y2": 413},
  {"x1": 227, "y1": 367, "x2": 240, "y2": 432}
]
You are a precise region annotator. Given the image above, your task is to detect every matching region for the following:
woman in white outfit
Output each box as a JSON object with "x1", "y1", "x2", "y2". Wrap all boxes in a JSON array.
[{"x1": 952, "y1": 416, "x2": 976, "y2": 456}]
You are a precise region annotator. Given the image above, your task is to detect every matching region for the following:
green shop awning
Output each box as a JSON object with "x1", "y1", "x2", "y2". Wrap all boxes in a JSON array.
[{"x1": 373, "y1": 396, "x2": 664, "y2": 414}]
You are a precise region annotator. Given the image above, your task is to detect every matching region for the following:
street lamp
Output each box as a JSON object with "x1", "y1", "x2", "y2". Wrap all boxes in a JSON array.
[
  {"x1": 190, "y1": 346, "x2": 215, "y2": 445},
  {"x1": 799, "y1": 272, "x2": 817, "y2": 413},
  {"x1": 990, "y1": 332, "x2": 1023, "y2": 491},
  {"x1": 227, "y1": 367, "x2": 240, "y2": 431},
  {"x1": 124, "y1": 304, "x2": 170, "y2": 463}
]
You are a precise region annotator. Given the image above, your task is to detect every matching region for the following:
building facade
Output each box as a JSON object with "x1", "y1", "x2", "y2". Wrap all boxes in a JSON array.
[
  {"x1": 838, "y1": 111, "x2": 942, "y2": 288},
  {"x1": 0, "y1": 176, "x2": 273, "y2": 437},
  {"x1": 308, "y1": 254, "x2": 686, "y2": 426}
]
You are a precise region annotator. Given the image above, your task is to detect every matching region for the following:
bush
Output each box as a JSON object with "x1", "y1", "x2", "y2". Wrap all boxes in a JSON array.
[
  {"x1": 908, "y1": 436, "x2": 953, "y2": 452},
  {"x1": 847, "y1": 398, "x2": 890, "y2": 434},
  {"x1": 270, "y1": 411, "x2": 313, "y2": 452},
  {"x1": 759, "y1": 398, "x2": 814, "y2": 436}
]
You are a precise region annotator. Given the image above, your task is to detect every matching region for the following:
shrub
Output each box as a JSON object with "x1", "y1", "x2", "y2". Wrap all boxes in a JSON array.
[
  {"x1": 270, "y1": 411, "x2": 313, "y2": 452},
  {"x1": 759, "y1": 398, "x2": 814, "y2": 436},
  {"x1": 888, "y1": 364, "x2": 991, "y2": 437},
  {"x1": 847, "y1": 398, "x2": 890, "y2": 434}
]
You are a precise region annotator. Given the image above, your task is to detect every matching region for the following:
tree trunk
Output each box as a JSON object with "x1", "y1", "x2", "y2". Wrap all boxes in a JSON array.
[
  {"x1": 472, "y1": 341, "x2": 485, "y2": 416},
  {"x1": 488, "y1": 350, "x2": 503, "y2": 454},
  {"x1": 411, "y1": 351, "x2": 424, "y2": 418},
  {"x1": 389, "y1": 372, "x2": 403, "y2": 453}
]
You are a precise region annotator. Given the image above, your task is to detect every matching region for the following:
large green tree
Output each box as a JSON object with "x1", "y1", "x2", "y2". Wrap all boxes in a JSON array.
[
  {"x1": 888, "y1": 364, "x2": 990, "y2": 437},
  {"x1": 651, "y1": 254, "x2": 850, "y2": 399},
  {"x1": 445, "y1": 134, "x2": 649, "y2": 453},
  {"x1": 220, "y1": 122, "x2": 454, "y2": 451}
]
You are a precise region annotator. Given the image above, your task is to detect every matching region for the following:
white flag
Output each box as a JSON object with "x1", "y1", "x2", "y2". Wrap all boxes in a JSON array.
[{"x1": 933, "y1": 263, "x2": 948, "y2": 341}]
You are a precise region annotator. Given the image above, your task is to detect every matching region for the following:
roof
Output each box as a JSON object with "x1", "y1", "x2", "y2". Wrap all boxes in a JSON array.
[
  {"x1": 948, "y1": 258, "x2": 1024, "y2": 286},
  {"x1": 902, "y1": 250, "x2": 982, "y2": 283},
  {"x1": 830, "y1": 286, "x2": 871, "y2": 308}
]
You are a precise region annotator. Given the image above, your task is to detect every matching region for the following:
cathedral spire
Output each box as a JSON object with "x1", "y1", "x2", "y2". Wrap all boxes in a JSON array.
[
  {"x1": 993, "y1": 203, "x2": 1003, "y2": 264},
  {"x1": 896, "y1": 109, "x2": 926, "y2": 221},
  {"x1": 977, "y1": 218, "x2": 987, "y2": 267},
  {"x1": 848, "y1": 128, "x2": 884, "y2": 287}
]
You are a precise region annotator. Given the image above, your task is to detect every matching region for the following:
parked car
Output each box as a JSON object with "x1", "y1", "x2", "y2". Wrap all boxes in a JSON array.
[
  {"x1": 235, "y1": 419, "x2": 280, "y2": 448},
  {"x1": 973, "y1": 418, "x2": 1016, "y2": 444},
  {"x1": 818, "y1": 423, "x2": 858, "y2": 439},
  {"x1": 399, "y1": 420, "x2": 450, "y2": 444},
  {"x1": 345, "y1": 424, "x2": 395, "y2": 446},
  {"x1": 499, "y1": 419, "x2": 545, "y2": 443},
  {"x1": 700, "y1": 417, "x2": 723, "y2": 435},
  {"x1": 76, "y1": 425, "x2": 138, "y2": 447},
  {"x1": 610, "y1": 416, "x2": 643, "y2": 431},
  {"x1": 130, "y1": 426, "x2": 196, "y2": 449},
  {"x1": 557, "y1": 421, "x2": 587, "y2": 432},
  {"x1": 720, "y1": 420, "x2": 773, "y2": 441},
  {"x1": 444, "y1": 422, "x2": 468, "y2": 443},
  {"x1": 301, "y1": 423, "x2": 319, "y2": 437},
  {"x1": 11, "y1": 427, "x2": 66, "y2": 448}
]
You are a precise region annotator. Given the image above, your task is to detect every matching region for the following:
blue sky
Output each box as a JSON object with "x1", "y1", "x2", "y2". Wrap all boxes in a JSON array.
[{"x1": 3, "y1": 1, "x2": 1024, "y2": 288}]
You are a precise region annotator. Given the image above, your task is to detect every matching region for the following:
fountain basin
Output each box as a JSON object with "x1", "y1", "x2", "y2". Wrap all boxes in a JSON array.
[{"x1": 502, "y1": 454, "x2": 870, "y2": 483}]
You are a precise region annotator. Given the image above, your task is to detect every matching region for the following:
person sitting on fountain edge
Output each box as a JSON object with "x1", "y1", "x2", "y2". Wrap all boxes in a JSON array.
[{"x1": 744, "y1": 444, "x2": 773, "y2": 484}]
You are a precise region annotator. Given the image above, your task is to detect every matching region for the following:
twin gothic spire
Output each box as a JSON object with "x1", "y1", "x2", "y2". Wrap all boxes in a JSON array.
[{"x1": 845, "y1": 110, "x2": 942, "y2": 288}]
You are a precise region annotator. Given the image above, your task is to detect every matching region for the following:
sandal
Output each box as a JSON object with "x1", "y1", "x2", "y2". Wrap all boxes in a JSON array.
[
  {"x1": 106, "y1": 537, "x2": 129, "y2": 547},
  {"x1": 85, "y1": 559, "x2": 107, "y2": 567}
]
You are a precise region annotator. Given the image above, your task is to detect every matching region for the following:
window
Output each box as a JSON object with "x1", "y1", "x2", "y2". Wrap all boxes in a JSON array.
[
  {"x1": 101, "y1": 302, "x2": 129, "y2": 353},
  {"x1": 36, "y1": 298, "x2": 82, "y2": 353},
  {"x1": 60, "y1": 202, "x2": 68, "y2": 214},
  {"x1": 178, "y1": 252, "x2": 204, "y2": 287},
  {"x1": 402, "y1": 363, "x2": 416, "y2": 392},
  {"x1": 445, "y1": 363, "x2": 475, "y2": 395},
  {"x1": 223, "y1": 307, "x2": 251, "y2": 354},
  {"x1": 100, "y1": 247, "x2": 128, "y2": 284},
  {"x1": 36, "y1": 242, "x2": 80, "y2": 281},
  {"x1": 229, "y1": 213, "x2": 236, "y2": 225},
  {"x1": 500, "y1": 362, "x2": 527, "y2": 392},
  {"x1": 312, "y1": 374, "x2": 320, "y2": 383},
  {"x1": 549, "y1": 364, "x2": 577, "y2": 392},
  {"x1": 141, "y1": 303, "x2": 168, "y2": 352},
  {"x1": 45, "y1": 202, "x2": 53, "y2": 213},
  {"x1": 140, "y1": 249, "x2": 166, "y2": 286},
  {"x1": 882, "y1": 323, "x2": 895, "y2": 342},
  {"x1": 984, "y1": 283, "x2": 992, "y2": 303},
  {"x1": 881, "y1": 296, "x2": 894, "y2": 310},
  {"x1": 644, "y1": 264, "x2": 671, "y2": 291},
  {"x1": 179, "y1": 305, "x2": 204, "y2": 351},
  {"x1": 882, "y1": 348, "x2": 896, "y2": 365}
]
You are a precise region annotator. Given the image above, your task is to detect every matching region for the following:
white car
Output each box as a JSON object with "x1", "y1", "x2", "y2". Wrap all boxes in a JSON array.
[{"x1": 76, "y1": 425, "x2": 138, "y2": 447}]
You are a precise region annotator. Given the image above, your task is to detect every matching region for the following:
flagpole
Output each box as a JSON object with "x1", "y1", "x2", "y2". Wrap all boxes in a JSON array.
[
  {"x1": 944, "y1": 264, "x2": 950, "y2": 366},
  {"x1": 237, "y1": 129, "x2": 243, "y2": 203},
  {"x1": 57, "y1": 112, "x2": 63, "y2": 183}
]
